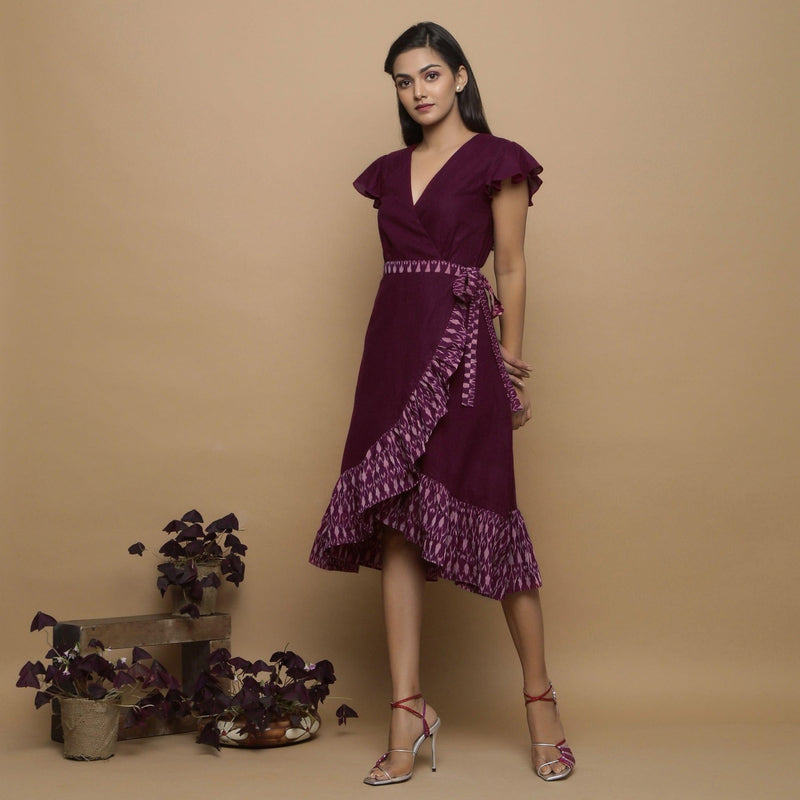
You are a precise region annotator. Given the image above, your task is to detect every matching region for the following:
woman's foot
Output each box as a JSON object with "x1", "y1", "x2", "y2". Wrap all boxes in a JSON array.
[
  {"x1": 365, "y1": 695, "x2": 439, "y2": 784},
  {"x1": 524, "y1": 683, "x2": 574, "y2": 779}
]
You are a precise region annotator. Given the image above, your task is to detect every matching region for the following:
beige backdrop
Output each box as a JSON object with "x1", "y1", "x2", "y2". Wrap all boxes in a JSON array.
[{"x1": 2, "y1": 0, "x2": 799, "y2": 793}]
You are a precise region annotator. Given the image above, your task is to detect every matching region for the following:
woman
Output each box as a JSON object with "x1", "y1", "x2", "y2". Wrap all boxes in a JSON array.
[{"x1": 309, "y1": 21, "x2": 574, "y2": 785}]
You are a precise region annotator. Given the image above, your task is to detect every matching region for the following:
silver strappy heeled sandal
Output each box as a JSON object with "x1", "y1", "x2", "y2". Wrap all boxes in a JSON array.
[
  {"x1": 363, "y1": 694, "x2": 441, "y2": 786},
  {"x1": 524, "y1": 683, "x2": 576, "y2": 781}
]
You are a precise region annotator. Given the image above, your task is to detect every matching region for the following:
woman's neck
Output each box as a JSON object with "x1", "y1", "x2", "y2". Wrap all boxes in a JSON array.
[{"x1": 417, "y1": 113, "x2": 473, "y2": 152}]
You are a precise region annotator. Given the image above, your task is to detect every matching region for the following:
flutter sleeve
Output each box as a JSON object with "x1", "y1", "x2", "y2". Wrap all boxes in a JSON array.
[
  {"x1": 353, "y1": 156, "x2": 384, "y2": 208},
  {"x1": 486, "y1": 139, "x2": 543, "y2": 206}
]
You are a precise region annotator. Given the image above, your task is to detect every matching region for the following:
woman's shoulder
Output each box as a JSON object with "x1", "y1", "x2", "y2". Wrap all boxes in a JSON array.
[
  {"x1": 362, "y1": 144, "x2": 410, "y2": 170},
  {"x1": 354, "y1": 145, "x2": 410, "y2": 205},
  {"x1": 475, "y1": 134, "x2": 543, "y2": 204},
  {"x1": 472, "y1": 133, "x2": 534, "y2": 157}
]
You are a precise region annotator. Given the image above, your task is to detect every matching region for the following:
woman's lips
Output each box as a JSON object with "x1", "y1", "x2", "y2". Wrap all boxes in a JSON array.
[{"x1": 415, "y1": 103, "x2": 433, "y2": 111}]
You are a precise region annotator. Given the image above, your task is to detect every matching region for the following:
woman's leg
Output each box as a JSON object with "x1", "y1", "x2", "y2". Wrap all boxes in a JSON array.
[
  {"x1": 367, "y1": 528, "x2": 438, "y2": 780},
  {"x1": 501, "y1": 588, "x2": 570, "y2": 776}
]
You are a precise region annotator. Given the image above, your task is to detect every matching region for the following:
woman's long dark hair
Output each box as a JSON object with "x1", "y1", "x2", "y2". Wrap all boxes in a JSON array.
[{"x1": 384, "y1": 22, "x2": 491, "y2": 146}]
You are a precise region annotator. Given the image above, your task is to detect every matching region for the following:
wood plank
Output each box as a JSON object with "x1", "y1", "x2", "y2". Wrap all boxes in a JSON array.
[{"x1": 53, "y1": 613, "x2": 230, "y2": 650}]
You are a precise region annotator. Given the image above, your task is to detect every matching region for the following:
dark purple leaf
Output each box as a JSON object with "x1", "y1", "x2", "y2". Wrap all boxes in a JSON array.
[
  {"x1": 309, "y1": 683, "x2": 330, "y2": 707},
  {"x1": 223, "y1": 533, "x2": 247, "y2": 555},
  {"x1": 80, "y1": 652, "x2": 116, "y2": 679},
  {"x1": 124, "y1": 705, "x2": 149, "y2": 728},
  {"x1": 87, "y1": 638, "x2": 105, "y2": 650},
  {"x1": 200, "y1": 572, "x2": 221, "y2": 589},
  {"x1": 132, "y1": 646, "x2": 152, "y2": 663},
  {"x1": 228, "y1": 656, "x2": 252, "y2": 672},
  {"x1": 176, "y1": 523, "x2": 204, "y2": 542},
  {"x1": 158, "y1": 539, "x2": 185, "y2": 560},
  {"x1": 255, "y1": 677, "x2": 275, "y2": 699},
  {"x1": 72, "y1": 653, "x2": 111, "y2": 681},
  {"x1": 128, "y1": 542, "x2": 146, "y2": 556},
  {"x1": 158, "y1": 561, "x2": 195, "y2": 584},
  {"x1": 309, "y1": 659, "x2": 336, "y2": 684},
  {"x1": 244, "y1": 706, "x2": 269, "y2": 729},
  {"x1": 221, "y1": 555, "x2": 245, "y2": 586},
  {"x1": 163, "y1": 671, "x2": 181, "y2": 692},
  {"x1": 163, "y1": 519, "x2": 187, "y2": 533},
  {"x1": 271, "y1": 650, "x2": 305, "y2": 670},
  {"x1": 208, "y1": 648, "x2": 231, "y2": 666},
  {"x1": 181, "y1": 509, "x2": 204, "y2": 524},
  {"x1": 34, "y1": 691, "x2": 53, "y2": 709},
  {"x1": 280, "y1": 681, "x2": 310, "y2": 705},
  {"x1": 186, "y1": 580, "x2": 204, "y2": 602},
  {"x1": 113, "y1": 671, "x2": 137, "y2": 689},
  {"x1": 179, "y1": 602, "x2": 200, "y2": 619},
  {"x1": 30, "y1": 611, "x2": 57, "y2": 632},
  {"x1": 205, "y1": 542, "x2": 223, "y2": 558},
  {"x1": 212, "y1": 663, "x2": 237, "y2": 683},
  {"x1": 162, "y1": 688, "x2": 191, "y2": 718},
  {"x1": 241, "y1": 674, "x2": 262, "y2": 693},
  {"x1": 206, "y1": 512, "x2": 239, "y2": 534},
  {"x1": 16, "y1": 661, "x2": 44, "y2": 689},
  {"x1": 184, "y1": 540, "x2": 205, "y2": 557},
  {"x1": 143, "y1": 662, "x2": 171, "y2": 690},
  {"x1": 192, "y1": 682, "x2": 231, "y2": 716},
  {"x1": 197, "y1": 720, "x2": 222, "y2": 750},
  {"x1": 176, "y1": 562, "x2": 198, "y2": 583},
  {"x1": 336, "y1": 704, "x2": 358, "y2": 726},
  {"x1": 127, "y1": 662, "x2": 150, "y2": 681},
  {"x1": 86, "y1": 683, "x2": 109, "y2": 700},
  {"x1": 156, "y1": 575, "x2": 170, "y2": 596},
  {"x1": 249, "y1": 659, "x2": 270, "y2": 675}
]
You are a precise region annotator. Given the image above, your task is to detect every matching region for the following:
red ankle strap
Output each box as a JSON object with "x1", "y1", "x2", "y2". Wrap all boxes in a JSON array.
[
  {"x1": 390, "y1": 693, "x2": 430, "y2": 737},
  {"x1": 390, "y1": 693, "x2": 422, "y2": 708},
  {"x1": 523, "y1": 683, "x2": 555, "y2": 705}
]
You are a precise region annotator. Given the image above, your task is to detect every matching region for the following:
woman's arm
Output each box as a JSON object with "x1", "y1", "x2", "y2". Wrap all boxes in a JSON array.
[{"x1": 492, "y1": 178, "x2": 533, "y2": 429}]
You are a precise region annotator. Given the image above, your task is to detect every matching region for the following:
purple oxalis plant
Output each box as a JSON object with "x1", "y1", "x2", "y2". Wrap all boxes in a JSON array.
[
  {"x1": 128, "y1": 509, "x2": 247, "y2": 618},
  {"x1": 17, "y1": 612, "x2": 189, "y2": 728},
  {"x1": 189, "y1": 647, "x2": 358, "y2": 750}
]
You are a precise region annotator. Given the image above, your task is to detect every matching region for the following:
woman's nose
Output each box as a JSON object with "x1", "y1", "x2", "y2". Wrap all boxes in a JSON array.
[{"x1": 413, "y1": 80, "x2": 426, "y2": 99}]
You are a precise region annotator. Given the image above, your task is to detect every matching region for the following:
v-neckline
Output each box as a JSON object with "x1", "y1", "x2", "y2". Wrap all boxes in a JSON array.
[{"x1": 409, "y1": 133, "x2": 481, "y2": 208}]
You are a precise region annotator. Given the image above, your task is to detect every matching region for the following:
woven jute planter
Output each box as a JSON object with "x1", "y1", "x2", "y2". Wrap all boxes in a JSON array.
[
  {"x1": 215, "y1": 712, "x2": 321, "y2": 748},
  {"x1": 60, "y1": 697, "x2": 120, "y2": 760},
  {"x1": 166, "y1": 559, "x2": 222, "y2": 616}
]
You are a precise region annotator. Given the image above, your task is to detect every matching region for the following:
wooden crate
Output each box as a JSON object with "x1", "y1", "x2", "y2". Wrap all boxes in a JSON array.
[{"x1": 51, "y1": 613, "x2": 231, "y2": 740}]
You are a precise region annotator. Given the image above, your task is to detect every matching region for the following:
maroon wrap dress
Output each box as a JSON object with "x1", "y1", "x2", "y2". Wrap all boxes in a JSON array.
[{"x1": 309, "y1": 133, "x2": 544, "y2": 600}]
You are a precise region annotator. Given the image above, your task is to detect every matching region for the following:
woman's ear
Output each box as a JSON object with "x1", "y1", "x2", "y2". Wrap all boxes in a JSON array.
[{"x1": 456, "y1": 65, "x2": 468, "y2": 92}]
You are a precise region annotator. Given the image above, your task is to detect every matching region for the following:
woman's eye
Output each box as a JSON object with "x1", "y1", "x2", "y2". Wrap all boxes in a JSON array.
[
  {"x1": 397, "y1": 79, "x2": 411, "y2": 89},
  {"x1": 425, "y1": 72, "x2": 439, "y2": 81}
]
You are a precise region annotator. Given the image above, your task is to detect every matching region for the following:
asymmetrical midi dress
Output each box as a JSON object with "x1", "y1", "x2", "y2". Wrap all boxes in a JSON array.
[{"x1": 309, "y1": 133, "x2": 544, "y2": 600}]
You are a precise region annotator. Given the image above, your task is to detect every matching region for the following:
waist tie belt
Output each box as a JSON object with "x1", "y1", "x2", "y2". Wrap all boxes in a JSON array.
[{"x1": 383, "y1": 259, "x2": 506, "y2": 408}]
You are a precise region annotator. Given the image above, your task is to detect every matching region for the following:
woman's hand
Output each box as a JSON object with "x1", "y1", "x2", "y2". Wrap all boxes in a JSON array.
[
  {"x1": 500, "y1": 343, "x2": 531, "y2": 389},
  {"x1": 512, "y1": 383, "x2": 532, "y2": 430}
]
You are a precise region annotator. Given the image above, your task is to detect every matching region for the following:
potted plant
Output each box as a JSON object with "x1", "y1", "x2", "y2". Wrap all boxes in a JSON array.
[
  {"x1": 189, "y1": 647, "x2": 357, "y2": 749},
  {"x1": 128, "y1": 509, "x2": 247, "y2": 618},
  {"x1": 17, "y1": 612, "x2": 187, "y2": 760}
]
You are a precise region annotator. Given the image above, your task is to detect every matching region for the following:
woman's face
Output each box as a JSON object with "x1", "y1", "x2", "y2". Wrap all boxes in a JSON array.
[{"x1": 391, "y1": 47, "x2": 467, "y2": 129}]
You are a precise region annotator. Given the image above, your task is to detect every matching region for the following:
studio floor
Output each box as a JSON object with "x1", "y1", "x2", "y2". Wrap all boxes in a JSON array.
[{"x1": 3, "y1": 714, "x2": 798, "y2": 800}]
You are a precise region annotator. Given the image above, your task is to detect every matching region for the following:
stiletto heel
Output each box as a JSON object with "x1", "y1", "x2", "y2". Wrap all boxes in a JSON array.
[
  {"x1": 363, "y1": 694, "x2": 441, "y2": 786},
  {"x1": 524, "y1": 683, "x2": 575, "y2": 782}
]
